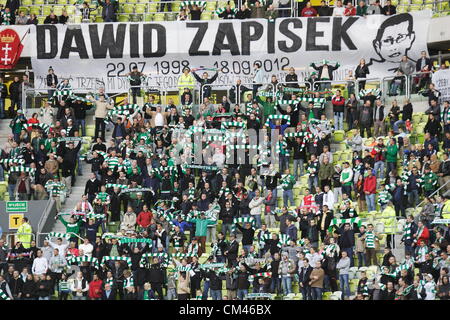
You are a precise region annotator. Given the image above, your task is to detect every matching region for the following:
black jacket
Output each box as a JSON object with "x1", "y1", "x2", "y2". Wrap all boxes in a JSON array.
[
  {"x1": 220, "y1": 207, "x2": 237, "y2": 225},
  {"x1": 84, "y1": 178, "x2": 102, "y2": 196},
  {"x1": 148, "y1": 263, "x2": 165, "y2": 284},
  {"x1": 192, "y1": 72, "x2": 218, "y2": 99},
  {"x1": 236, "y1": 224, "x2": 255, "y2": 246},
  {"x1": 226, "y1": 240, "x2": 239, "y2": 262},
  {"x1": 311, "y1": 63, "x2": 339, "y2": 80},
  {"x1": 229, "y1": 84, "x2": 251, "y2": 104},
  {"x1": 298, "y1": 265, "x2": 313, "y2": 286},
  {"x1": 373, "y1": 105, "x2": 385, "y2": 122},
  {"x1": 9, "y1": 81, "x2": 21, "y2": 99},
  {"x1": 355, "y1": 64, "x2": 370, "y2": 79}
]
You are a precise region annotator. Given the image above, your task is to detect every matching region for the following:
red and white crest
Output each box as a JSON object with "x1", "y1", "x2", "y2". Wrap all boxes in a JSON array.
[{"x1": 0, "y1": 28, "x2": 24, "y2": 70}]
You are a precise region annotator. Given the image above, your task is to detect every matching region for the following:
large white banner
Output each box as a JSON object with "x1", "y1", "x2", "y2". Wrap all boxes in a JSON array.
[
  {"x1": 432, "y1": 68, "x2": 450, "y2": 104},
  {"x1": 27, "y1": 11, "x2": 431, "y2": 93}
]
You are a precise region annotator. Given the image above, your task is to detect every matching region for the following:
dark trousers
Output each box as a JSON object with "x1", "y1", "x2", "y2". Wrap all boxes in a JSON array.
[
  {"x1": 360, "y1": 125, "x2": 372, "y2": 139},
  {"x1": 130, "y1": 87, "x2": 140, "y2": 104},
  {"x1": 394, "y1": 202, "x2": 405, "y2": 217},
  {"x1": 342, "y1": 185, "x2": 352, "y2": 199},
  {"x1": 300, "y1": 285, "x2": 312, "y2": 300},
  {"x1": 150, "y1": 282, "x2": 164, "y2": 300},
  {"x1": 95, "y1": 117, "x2": 106, "y2": 141}
]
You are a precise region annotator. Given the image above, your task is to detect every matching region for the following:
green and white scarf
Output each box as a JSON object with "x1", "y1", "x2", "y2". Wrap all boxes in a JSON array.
[
  {"x1": 101, "y1": 256, "x2": 132, "y2": 268},
  {"x1": 264, "y1": 114, "x2": 291, "y2": 127}
]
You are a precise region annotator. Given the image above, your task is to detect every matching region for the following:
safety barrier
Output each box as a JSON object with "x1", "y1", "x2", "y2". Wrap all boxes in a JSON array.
[{"x1": 381, "y1": 74, "x2": 410, "y2": 98}]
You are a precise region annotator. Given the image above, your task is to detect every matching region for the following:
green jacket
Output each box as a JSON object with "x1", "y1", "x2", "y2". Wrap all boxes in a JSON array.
[
  {"x1": 422, "y1": 172, "x2": 438, "y2": 191},
  {"x1": 318, "y1": 163, "x2": 335, "y2": 181},
  {"x1": 356, "y1": 5, "x2": 367, "y2": 16},
  {"x1": 386, "y1": 144, "x2": 398, "y2": 163},
  {"x1": 191, "y1": 218, "x2": 216, "y2": 237},
  {"x1": 59, "y1": 216, "x2": 82, "y2": 236}
]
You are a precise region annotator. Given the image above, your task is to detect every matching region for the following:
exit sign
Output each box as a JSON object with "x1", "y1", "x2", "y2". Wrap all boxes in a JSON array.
[{"x1": 6, "y1": 201, "x2": 28, "y2": 213}]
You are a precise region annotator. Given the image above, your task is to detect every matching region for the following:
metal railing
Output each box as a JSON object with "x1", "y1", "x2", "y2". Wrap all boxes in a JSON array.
[
  {"x1": 382, "y1": 74, "x2": 410, "y2": 98},
  {"x1": 417, "y1": 178, "x2": 450, "y2": 208}
]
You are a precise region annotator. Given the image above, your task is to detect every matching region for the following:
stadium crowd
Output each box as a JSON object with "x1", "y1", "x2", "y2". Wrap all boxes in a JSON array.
[
  {"x1": 0, "y1": 44, "x2": 450, "y2": 301},
  {"x1": 0, "y1": 0, "x2": 406, "y2": 25}
]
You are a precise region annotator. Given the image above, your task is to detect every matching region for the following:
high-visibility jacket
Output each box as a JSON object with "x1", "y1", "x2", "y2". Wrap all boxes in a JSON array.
[
  {"x1": 17, "y1": 222, "x2": 33, "y2": 248},
  {"x1": 177, "y1": 73, "x2": 196, "y2": 93}
]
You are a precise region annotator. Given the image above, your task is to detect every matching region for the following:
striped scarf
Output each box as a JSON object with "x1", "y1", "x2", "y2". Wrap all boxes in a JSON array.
[
  {"x1": 276, "y1": 139, "x2": 290, "y2": 157},
  {"x1": 180, "y1": 0, "x2": 206, "y2": 8},
  {"x1": 299, "y1": 97, "x2": 326, "y2": 109},
  {"x1": 231, "y1": 217, "x2": 255, "y2": 233},
  {"x1": 307, "y1": 160, "x2": 319, "y2": 177},
  {"x1": 0, "y1": 289, "x2": 11, "y2": 300},
  {"x1": 46, "y1": 232, "x2": 71, "y2": 241},
  {"x1": 123, "y1": 276, "x2": 134, "y2": 288},
  {"x1": 403, "y1": 222, "x2": 413, "y2": 241},
  {"x1": 67, "y1": 256, "x2": 100, "y2": 269},
  {"x1": 45, "y1": 181, "x2": 65, "y2": 196},
  {"x1": 221, "y1": 121, "x2": 246, "y2": 130},
  {"x1": 105, "y1": 183, "x2": 128, "y2": 190},
  {"x1": 101, "y1": 256, "x2": 132, "y2": 268},
  {"x1": 215, "y1": 7, "x2": 238, "y2": 15},
  {"x1": 118, "y1": 237, "x2": 152, "y2": 245},
  {"x1": 365, "y1": 231, "x2": 376, "y2": 249},
  {"x1": 277, "y1": 234, "x2": 291, "y2": 248},
  {"x1": 139, "y1": 252, "x2": 170, "y2": 268},
  {"x1": 377, "y1": 189, "x2": 392, "y2": 206},
  {"x1": 0, "y1": 158, "x2": 25, "y2": 165},
  {"x1": 23, "y1": 123, "x2": 51, "y2": 133},
  {"x1": 248, "y1": 272, "x2": 272, "y2": 282},
  {"x1": 265, "y1": 114, "x2": 291, "y2": 127},
  {"x1": 8, "y1": 166, "x2": 36, "y2": 174}
]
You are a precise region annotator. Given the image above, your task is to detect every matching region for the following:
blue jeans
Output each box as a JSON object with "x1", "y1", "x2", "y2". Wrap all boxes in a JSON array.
[
  {"x1": 38, "y1": 296, "x2": 50, "y2": 300},
  {"x1": 339, "y1": 274, "x2": 350, "y2": 298},
  {"x1": 407, "y1": 190, "x2": 419, "y2": 208},
  {"x1": 0, "y1": 98, "x2": 4, "y2": 118},
  {"x1": 270, "y1": 277, "x2": 282, "y2": 294},
  {"x1": 386, "y1": 162, "x2": 396, "y2": 178},
  {"x1": 342, "y1": 185, "x2": 352, "y2": 199},
  {"x1": 393, "y1": 120, "x2": 405, "y2": 133},
  {"x1": 279, "y1": 155, "x2": 290, "y2": 173},
  {"x1": 202, "y1": 280, "x2": 210, "y2": 300},
  {"x1": 221, "y1": 223, "x2": 232, "y2": 238},
  {"x1": 237, "y1": 289, "x2": 248, "y2": 300},
  {"x1": 8, "y1": 183, "x2": 16, "y2": 200},
  {"x1": 293, "y1": 159, "x2": 304, "y2": 179},
  {"x1": 0, "y1": 165, "x2": 4, "y2": 181},
  {"x1": 357, "y1": 252, "x2": 366, "y2": 267},
  {"x1": 334, "y1": 112, "x2": 344, "y2": 130},
  {"x1": 390, "y1": 82, "x2": 400, "y2": 95},
  {"x1": 253, "y1": 215, "x2": 262, "y2": 229},
  {"x1": 281, "y1": 276, "x2": 292, "y2": 295},
  {"x1": 300, "y1": 285, "x2": 311, "y2": 300},
  {"x1": 75, "y1": 119, "x2": 86, "y2": 137},
  {"x1": 374, "y1": 161, "x2": 385, "y2": 180},
  {"x1": 308, "y1": 176, "x2": 318, "y2": 193},
  {"x1": 210, "y1": 289, "x2": 222, "y2": 300},
  {"x1": 311, "y1": 287, "x2": 322, "y2": 300},
  {"x1": 283, "y1": 189, "x2": 294, "y2": 207},
  {"x1": 366, "y1": 193, "x2": 376, "y2": 212}
]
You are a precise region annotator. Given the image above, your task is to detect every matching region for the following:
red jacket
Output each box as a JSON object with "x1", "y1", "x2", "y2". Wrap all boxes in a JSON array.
[
  {"x1": 417, "y1": 227, "x2": 430, "y2": 244},
  {"x1": 363, "y1": 176, "x2": 377, "y2": 194},
  {"x1": 137, "y1": 210, "x2": 153, "y2": 228},
  {"x1": 344, "y1": 7, "x2": 356, "y2": 16},
  {"x1": 88, "y1": 280, "x2": 103, "y2": 299}
]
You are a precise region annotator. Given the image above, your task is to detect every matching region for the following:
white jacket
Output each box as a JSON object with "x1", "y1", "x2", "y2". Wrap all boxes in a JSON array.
[
  {"x1": 322, "y1": 190, "x2": 335, "y2": 210},
  {"x1": 32, "y1": 257, "x2": 48, "y2": 275},
  {"x1": 79, "y1": 243, "x2": 93, "y2": 258},
  {"x1": 249, "y1": 196, "x2": 264, "y2": 216}
]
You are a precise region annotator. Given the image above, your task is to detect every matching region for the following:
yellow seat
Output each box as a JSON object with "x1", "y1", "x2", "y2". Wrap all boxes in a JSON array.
[
  {"x1": 35, "y1": 0, "x2": 45, "y2": 4},
  {"x1": 409, "y1": 4, "x2": 421, "y2": 10},
  {"x1": 43, "y1": 6, "x2": 52, "y2": 16},
  {"x1": 148, "y1": 3, "x2": 158, "y2": 12},
  {"x1": 135, "y1": 3, "x2": 146, "y2": 13},
  {"x1": 154, "y1": 13, "x2": 165, "y2": 21},
  {"x1": 123, "y1": 4, "x2": 134, "y2": 13},
  {"x1": 333, "y1": 130, "x2": 345, "y2": 143},
  {"x1": 396, "y1": 5, "x2": 408, "y2": 12},
  {"x1": 53, "y1": 5, "x2": 64, "y2": 15},
  {"x1": 201, "y1": 12, "x2": 211, "y2": 20}
]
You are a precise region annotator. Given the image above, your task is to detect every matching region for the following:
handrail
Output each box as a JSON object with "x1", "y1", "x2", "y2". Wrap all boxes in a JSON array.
[{"x1": 416, "y1": 178, "x2": 450, "y2": 208}]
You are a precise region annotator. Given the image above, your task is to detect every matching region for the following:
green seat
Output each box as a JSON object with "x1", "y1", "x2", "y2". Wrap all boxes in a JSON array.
[
  {"x1": 38, "y1": 16, "x2": 46, "y2": 24},
  {"x1": 29, "y1": 7, "x2": 41, "y2": 15},
  {"x1": 57, "y1": 0, "x2": 67, "y2": 4},
  {"x1": 148, "y1": 3, "x2": 158, "y2": 12},
  {"x1": 53, "y1": 5, "x2": 64, "y2": 15},
  {"x1": 154, "y1": 13, "x2": 165, "y2": 21},
  {"x1": 123, "y1": 4, "x2": 134, "y2": 13},
  {"x1": 200, "y1": 12, "x2": 211, "y2": 20},
  {"x1": 396, "y1": 5, "x2": 408, "y2": 12},
  {"x1": 135, "y1": 3, "x2": 146, "y2": 13},
  {"x1": 66, "y1": 6, "x2": 75, "y2": 14},
  {"x1": 130, "y1": 14, "x2": 142, "y2": 21},
  {"x1": 410, "y1": 0, "x2": 422, "y2": 4},
  {"x1": 22, "y1": 0, "x2": 32, "y2": 5},
  {"x1": 333, "y1": 130, "x2": 345, "y2": 143},
  {"x1": 35, "y1": 0, "x2": 45, "y2": 4},
  {"x1": 409, "y1": 4, "x2": 421, "y2": 10},
  {"x1": 43, "y1": 6, "x2": 52, "y2": 16},
  {"x1": 95, "y1": 16, "x2": 104, "y2": 22},
  {"x1": 18, "y1": 6, "x2": 29, "y2": 14},
  {"x1": 399, "y1": 0, "x2": 410, "y2": 4},
  {"x1": 118, "y1": 14, "x2": 130, "y2": 22},
  {"x1": 144, "y1": 13, "x2": 153, "y2": 21},
  {"x1": 206, "y1": 2, "x2": 216, "y2": 10},
  {"x1": 74, "y1": 15, "x2": 82, "y2": 23},
  {"x1": 422, "y1": 4, "x2": 433, "y2": 9}
]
